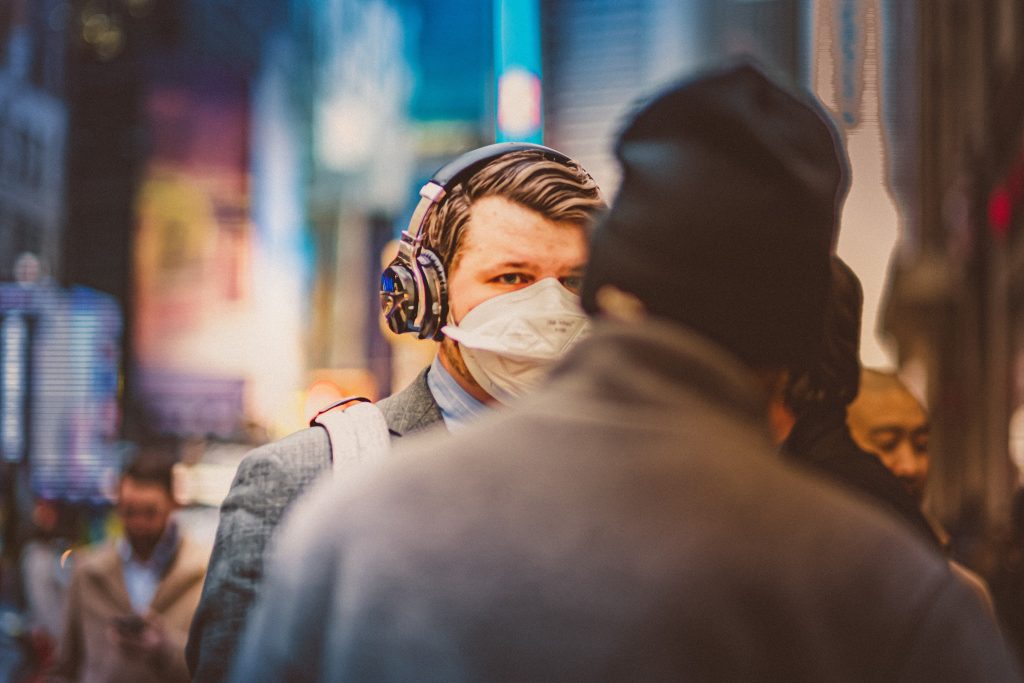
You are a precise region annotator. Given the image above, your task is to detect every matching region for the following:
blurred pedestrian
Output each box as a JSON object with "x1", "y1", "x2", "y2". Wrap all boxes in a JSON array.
[
  {"x1": 230, "y1": 63, "x2": 1021, "y2": 681},
  {"x1": 781, "y1": 256, "x2": 995, "y2": 615},
  {"x1": 847, "y1": 369, "x2": 931, "y2": 502},
  {"x1": 186, "y1": 144, "x2": 605, "y2": 682},
  {"x1": 49, "y1": 452, "x2": 206, "y2": 682},
  {"x1": 20, "y1": 499, "x2": 75, "y2": 675},
  {"x1": 780, "y1": 256, "x2": 941, "y2": 545}
]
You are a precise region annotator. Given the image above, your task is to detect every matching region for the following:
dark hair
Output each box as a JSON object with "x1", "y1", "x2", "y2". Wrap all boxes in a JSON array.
[
  {"x1": 785, "y1": 255, "x2": 862, "y2": 414},
  {"x1": 121, "y1": 448, "x2": 176, "y2": 497}
]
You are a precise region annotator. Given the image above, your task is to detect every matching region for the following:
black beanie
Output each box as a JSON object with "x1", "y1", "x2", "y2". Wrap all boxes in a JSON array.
[{"x1": 581, "y1": 62, "x2": 850, "y2": 367}]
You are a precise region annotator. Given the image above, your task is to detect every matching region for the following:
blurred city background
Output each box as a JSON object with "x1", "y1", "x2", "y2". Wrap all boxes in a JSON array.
[{"x1": 0, "y1": 0, "x2": 1023, "y2": 675}]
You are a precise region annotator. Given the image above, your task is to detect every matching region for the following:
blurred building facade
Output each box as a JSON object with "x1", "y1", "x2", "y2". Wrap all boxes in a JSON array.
[
  {"x1": 0, "y1": 0, "x2": 67, "y2": 282},
  {"x1": 883, "y1": 0, "x2": 1024, "y2": 546},
  {"x1": 124, "y1": 0, "x2": 494, "y2": 439},
  {"x1": 542, "y1": 0, "x2": 802, "y2": 191}
]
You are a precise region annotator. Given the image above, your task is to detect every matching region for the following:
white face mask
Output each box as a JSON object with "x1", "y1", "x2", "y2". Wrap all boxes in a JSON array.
[{"x1": 441, "y1": 278, "x2": 590, "y2": 405}]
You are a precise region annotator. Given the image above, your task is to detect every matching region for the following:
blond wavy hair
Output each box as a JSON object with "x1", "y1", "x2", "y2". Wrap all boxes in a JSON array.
[{"x1": 422, "y1": 150, "x2": 605, "y2": 272}]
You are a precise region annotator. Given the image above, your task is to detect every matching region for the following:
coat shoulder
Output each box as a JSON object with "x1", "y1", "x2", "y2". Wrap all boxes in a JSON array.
[
  {"x1": 232, "y1": 426, "x2": 332, "y2": 496},
  {"x1": 71, "y1": 543, "x2": 117, "y2": 585}
]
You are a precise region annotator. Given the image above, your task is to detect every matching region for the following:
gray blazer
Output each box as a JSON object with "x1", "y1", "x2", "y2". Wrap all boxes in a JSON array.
[{"x1": 185, "y1": 369, "x2": 443, "y2": 682}]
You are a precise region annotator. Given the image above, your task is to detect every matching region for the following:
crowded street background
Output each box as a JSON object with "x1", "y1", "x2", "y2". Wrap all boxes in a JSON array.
[{"x1": 0, "y1": 0, "x2": 1023, "y2": 680}]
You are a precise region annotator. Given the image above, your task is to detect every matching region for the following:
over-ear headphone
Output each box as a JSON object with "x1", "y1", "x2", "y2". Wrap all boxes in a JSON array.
[{"x1": 380, "y1": 142, "x2": 575, "y2": 340}]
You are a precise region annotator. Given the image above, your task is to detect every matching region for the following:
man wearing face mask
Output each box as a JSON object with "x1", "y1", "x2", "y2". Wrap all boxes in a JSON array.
[{"x1": 185, "y1": 144, "x2": 604, "y2": 682}]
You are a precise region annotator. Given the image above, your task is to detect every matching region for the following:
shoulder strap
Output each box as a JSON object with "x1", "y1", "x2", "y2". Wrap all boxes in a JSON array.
[{"x1": 309, "y1": 397, "x2": 391, "y2": 474}]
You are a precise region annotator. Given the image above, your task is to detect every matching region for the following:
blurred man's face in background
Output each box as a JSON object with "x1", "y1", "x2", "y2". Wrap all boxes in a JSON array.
[
  {"x1": 847, "y1": 378, "x2": 930, "y2": 502},
  {"x1": 118, "y1": 476, "x2": 174, "y2": 559}
]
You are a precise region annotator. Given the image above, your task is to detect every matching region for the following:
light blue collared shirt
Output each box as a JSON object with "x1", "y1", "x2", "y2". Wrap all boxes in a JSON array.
[
  {"x1": 426, "y1": 355, "x2": 491, "y2": 432},
  {"x1": 118, "y1": 519, "x2": 179, "y2": 613}
]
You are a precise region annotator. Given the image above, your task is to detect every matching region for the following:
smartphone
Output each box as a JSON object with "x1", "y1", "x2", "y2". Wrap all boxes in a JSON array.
[{"x1": 113, "y1": 614, "x2": 146, "y2": 637}]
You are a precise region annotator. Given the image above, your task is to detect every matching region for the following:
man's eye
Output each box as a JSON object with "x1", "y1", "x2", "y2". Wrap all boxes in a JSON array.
[
  {"x1": 871, "y1": 437, "x2": 899, "y2": 453},
  {"x1": 560, "y1": 275, "x2": 583, "y2": 293},
  {"x1": 493, "y1": 273, "x2": 528, "y2": 285}
]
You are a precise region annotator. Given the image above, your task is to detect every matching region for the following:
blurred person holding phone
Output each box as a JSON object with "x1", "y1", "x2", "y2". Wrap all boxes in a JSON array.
[{"x1": 49, "y1": 450, "x2": 206, "y2": 683}]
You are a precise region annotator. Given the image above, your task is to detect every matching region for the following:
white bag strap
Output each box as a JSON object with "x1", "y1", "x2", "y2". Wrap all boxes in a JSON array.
[{"x1": 310, "y1": 397, "x2": 391, "y2": 474}]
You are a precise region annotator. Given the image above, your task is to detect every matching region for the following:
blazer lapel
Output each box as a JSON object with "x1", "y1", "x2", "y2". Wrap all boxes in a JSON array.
[
  {"x1": 380, "y1": 367, "x2": 445, "y2": 438},
  {"x1": 149, "y1": 537, "x2": 204, "y2": 613},
  {"x1": 85, "y1": 545, "x2": 134, "y2": 613}
]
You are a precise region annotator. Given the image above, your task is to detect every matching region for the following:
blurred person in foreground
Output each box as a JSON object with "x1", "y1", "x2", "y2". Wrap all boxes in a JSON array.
[
  {"x1": 50, "y1": 453, "x2": 206, "y2": 682},
  {"x1": 229, "y1": 63, "x2": 1020, "y2": 681},
  {"x1": 186, "y1": 145, "x2": 605, "y2": 681}
]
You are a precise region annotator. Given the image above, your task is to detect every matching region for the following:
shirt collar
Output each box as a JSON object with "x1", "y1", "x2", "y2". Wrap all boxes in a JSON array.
[
  {"x1": 427, "y1": 355, "x2": 491, "y2": 431},
  {"x1": 118, "y1": 518, "x2": 180, "y2": 574}
]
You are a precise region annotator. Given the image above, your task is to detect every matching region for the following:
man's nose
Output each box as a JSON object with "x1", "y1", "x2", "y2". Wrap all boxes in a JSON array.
[{"x1": 889, "y1": 442, "x2": 923, "y2": 477}]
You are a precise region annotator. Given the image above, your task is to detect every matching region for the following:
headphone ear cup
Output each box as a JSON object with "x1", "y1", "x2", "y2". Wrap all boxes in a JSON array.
[
  {"x1": 380, "y1": 260, "x2": 418, "y2": 335},
  {"x1": 416, "y1": 249, "x2": 448, "y2": 340}
]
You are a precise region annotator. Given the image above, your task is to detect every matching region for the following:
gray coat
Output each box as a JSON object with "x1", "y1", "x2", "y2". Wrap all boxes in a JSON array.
[
  {"x1": 185, "y1": 369, "x2": 444, "y2": 682},
  {"x1": 230, "y1": 321, "x2": 1020, "y2": 682}
]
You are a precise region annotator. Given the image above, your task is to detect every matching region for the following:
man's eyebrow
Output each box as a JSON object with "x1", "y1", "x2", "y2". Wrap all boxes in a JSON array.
[
  {"x1": 484, "y1": 261, "x2": 534, "y2": 270},
  {"x1": 867, "y1": 426, "x2": 903, "y2": 436},
  {"x1": 481, "y1": 261, "x2": 586, "y2": 272}
]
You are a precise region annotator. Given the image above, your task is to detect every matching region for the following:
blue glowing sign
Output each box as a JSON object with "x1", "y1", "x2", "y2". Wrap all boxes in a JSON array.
[{"x1": 495, "y1": 0, "x2": 543, "y2": 143}]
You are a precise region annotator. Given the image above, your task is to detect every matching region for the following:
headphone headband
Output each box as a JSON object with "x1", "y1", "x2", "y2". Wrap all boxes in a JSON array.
[
  {"x1": 429, "y1": 142, "x2": 573, "y2": 191},
  {"x1": 381, "y1": 142, "x2": 582, "y2": 340},
  {"x1": 406, "y1": 142, "x2": 574, "y2": 245}
]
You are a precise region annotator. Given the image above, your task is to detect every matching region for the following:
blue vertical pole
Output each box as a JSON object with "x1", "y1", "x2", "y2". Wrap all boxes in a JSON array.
[{"x1": 494, "y1": 0, "x2": 543, "y2": 143}]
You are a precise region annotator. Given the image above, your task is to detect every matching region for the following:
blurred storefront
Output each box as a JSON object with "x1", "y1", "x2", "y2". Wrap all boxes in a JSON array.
[
  {"x1": 2, "y1": 1, "x2": 497, "y2": 545},
  {"x1": 0, "y1": 0, "x2": 130, "y2": 575},
  {"x1": 542, "y1": 0, "x2": 802, "y2": 192},
  {"x1": 126, "y1": 0, "x2": 495, "y2": 441},
  {"x1": 0, "y1": 0, "x2": 67, "y2": 286},
  {"x1": 882, "y1": 0, "x2": 1024, "y2": 551}
]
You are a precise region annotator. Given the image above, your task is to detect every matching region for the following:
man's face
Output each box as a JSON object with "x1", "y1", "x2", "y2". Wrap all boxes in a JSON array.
[
  {"x1": 118, "y1": 476, "x2": 174, "y2": 558},
  {"x1": 441, "y1": 195, "x2": 588, "y2": 400},
  {"x1": 847, "y1": 387, "x2": 930, "y2": 502}
]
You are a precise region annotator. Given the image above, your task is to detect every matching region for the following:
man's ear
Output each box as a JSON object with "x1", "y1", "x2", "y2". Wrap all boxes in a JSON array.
[
  {"x1": 754, "y1": 369, "x2": 795, "y2": 445},
  {"x1": 594, "y1": 285, "x2": 647, "y2": 322},
  {"x1": 767, "y1": 395, "x2": 797, "y2": 446}
]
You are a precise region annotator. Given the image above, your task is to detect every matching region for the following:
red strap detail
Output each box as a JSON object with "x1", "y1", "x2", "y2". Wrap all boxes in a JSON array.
[{"x1": 308, "y1": 396, "x2": 372, "y2": 427}]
